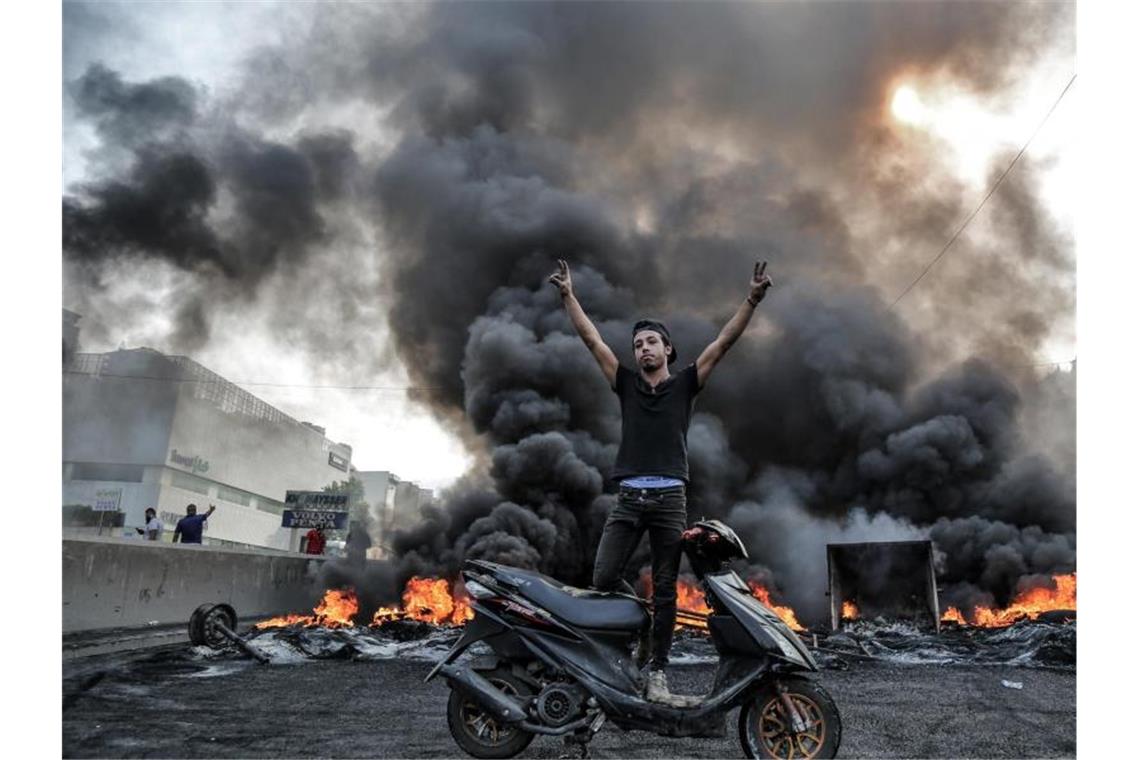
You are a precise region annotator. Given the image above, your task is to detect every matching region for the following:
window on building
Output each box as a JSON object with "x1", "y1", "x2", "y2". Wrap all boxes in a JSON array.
[
  {"x1": 170, "y1": 470, "x2": 211, "y2": 495},
  {"x1": 70, "y1": 462, "x2": 144, "y2": 482},
  {"x1": 255, "y1": 497, "x2": 285, "y2": 515},
  {"x1": 216, "y1": 484, "x2": 252, "y2": 507}
]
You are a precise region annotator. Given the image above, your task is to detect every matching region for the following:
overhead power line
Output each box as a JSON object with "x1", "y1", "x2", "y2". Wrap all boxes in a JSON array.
[
  {"x1": 889, "y1": 74, "x2": 1076, "y2": 309},
  {"x1": 1001, "y1": 357, "x2": 1076, "y2": 369}
]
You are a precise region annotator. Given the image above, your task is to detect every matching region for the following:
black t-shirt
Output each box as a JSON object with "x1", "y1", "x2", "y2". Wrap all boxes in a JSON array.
[{"x1": 611, "y1": 363, "x2": 703, "y2": 483}]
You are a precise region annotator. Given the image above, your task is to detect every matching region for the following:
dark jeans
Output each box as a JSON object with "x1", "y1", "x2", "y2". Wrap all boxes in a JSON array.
[{"x1": 592, "y1": 485, "x2": 687, "y2": 668}]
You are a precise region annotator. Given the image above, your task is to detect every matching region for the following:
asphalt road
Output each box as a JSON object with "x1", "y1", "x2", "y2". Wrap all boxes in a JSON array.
[{"x1": 62, "y1": 650, "x2": 1075, "y2": 758}]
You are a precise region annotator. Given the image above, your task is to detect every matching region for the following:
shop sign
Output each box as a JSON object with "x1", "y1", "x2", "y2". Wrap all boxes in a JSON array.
[
  {"x1": 285, "y1": 491, "x2": 349, "y2": 509},
  {"x1": 93, "y1": 488, "x2": 122, "y2": 512},
  {"x1": 282, "y1": 510, "x2": 349, "y2": 529},
  {"x1": 170, "y1": 449, "x2": 210, "y2": 474}
]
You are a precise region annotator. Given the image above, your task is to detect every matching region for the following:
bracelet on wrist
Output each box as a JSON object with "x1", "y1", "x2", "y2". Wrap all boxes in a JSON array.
[{"x1": 747, "y1": 295, "x2": 759, "y2": 307}]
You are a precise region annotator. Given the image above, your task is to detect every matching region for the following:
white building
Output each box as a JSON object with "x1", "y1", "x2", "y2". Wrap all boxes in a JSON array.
[
  {"x1": 63, "y1": 347, "x2": 354, "y2": 551},
  {"x1": 356, "y1": 470, "x2": 434, "y2": 556}
]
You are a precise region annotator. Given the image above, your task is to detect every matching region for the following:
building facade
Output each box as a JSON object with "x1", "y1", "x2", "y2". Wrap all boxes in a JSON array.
[
  {"x1": 356, "y1": 470, "x2": 434, "y2": 556},
  {"x1": 63, "y1": 348, "x2": 353, "y2": 551},
  {"x1": 63, "y1": 309, "x2": 81, "y2": 362}
]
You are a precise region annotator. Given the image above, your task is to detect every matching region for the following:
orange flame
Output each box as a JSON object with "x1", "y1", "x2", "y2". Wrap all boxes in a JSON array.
[
  {"x1": 748, "y1": 580, "x2": 806, "y2": 632},
  {"x1": 941, "y1": 606, "x2": 967, "y2": 625},
  {"x1": 256, "y1": 579, "x2": 473, "y2": 630},
  {"x1": 253, "y1": 613, "x2": 312, "y2": 629},
  {"x1": 257, "y1": 573, "x2": 814, "y2": 635},
  {"x1": 940, "y1": 573, "x2": 1076, "y2": 627},
  {"x1": 655, "y1": 574, "x2": 806, "y2": 632},
  {"x1": 842, "y1": 600, "x2": 859, "y2": 620},
  {"x1": 254, "y1": 588, "x2": 359, "y2": 629},
  {"x1": 371, "y1": 604, "x2": 402, "y2": 625},
  {"x1": 674, "y1": 577, "x2": 713, "y2": 629},
  {"x1": 313, "y1": 588, "x2": 359, "y2": 627},
  {"x1": 380, "y1": 577, "x2": 474, "y2": 626}
]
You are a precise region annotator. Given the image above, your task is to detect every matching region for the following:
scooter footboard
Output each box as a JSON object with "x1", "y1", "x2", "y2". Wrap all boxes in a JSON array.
[
  {"x1": 579, "y1": 657, "x2": 767, "y2": 737},
  {"x1": 585, "y1": 677, "x2": 728, "y2": 738}
]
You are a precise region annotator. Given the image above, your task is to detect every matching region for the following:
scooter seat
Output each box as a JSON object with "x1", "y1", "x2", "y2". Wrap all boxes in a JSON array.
[{"x1": 491, "y1": 565, "x2": 649, "y2": 631}]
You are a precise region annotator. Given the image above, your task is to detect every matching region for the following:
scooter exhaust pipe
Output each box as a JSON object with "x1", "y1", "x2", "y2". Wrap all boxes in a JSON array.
[{"x1": 438, "y1": 663, "x2": 529, "y2": 723}]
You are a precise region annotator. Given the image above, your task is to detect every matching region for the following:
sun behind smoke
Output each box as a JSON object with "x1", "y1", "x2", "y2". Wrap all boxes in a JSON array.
[{"x1": 891, "y1": 85, "x2": 927, "y2": 125}]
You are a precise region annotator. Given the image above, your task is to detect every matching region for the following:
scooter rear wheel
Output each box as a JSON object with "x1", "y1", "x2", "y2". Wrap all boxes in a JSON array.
[
  {"x1": 446, "y1": 668, "x2": 536, "y2": 759},
  {"x1": 738, "y1": 676, "x2": 841, "y2": 759}
]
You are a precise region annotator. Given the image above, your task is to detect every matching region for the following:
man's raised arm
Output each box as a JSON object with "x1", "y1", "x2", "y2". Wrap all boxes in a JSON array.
[
  {"x1": 696, "y1": 261, "x2": 774, "y2": 387},
  {"x1": 549, "y1": 259, "x2": 619, "y2": 388}
]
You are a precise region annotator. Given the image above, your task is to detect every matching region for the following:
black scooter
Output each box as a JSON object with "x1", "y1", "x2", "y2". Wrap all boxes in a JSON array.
[{"x1": 426, "y1": 519, "x2": 841, "y2": 759}]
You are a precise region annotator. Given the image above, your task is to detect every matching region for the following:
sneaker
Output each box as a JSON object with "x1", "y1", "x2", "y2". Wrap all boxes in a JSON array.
[{"x1": 645, "y1": 669, "x2": 699, "y2": 708}]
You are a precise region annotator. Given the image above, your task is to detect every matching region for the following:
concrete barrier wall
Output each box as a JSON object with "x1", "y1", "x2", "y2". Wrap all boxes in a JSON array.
[{"x1": 63, "y1": 536, "x2": 328, "y2": 633}]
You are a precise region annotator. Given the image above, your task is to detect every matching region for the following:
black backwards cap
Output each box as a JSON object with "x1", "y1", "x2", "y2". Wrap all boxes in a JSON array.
[{"x1": 632, "y1": 319, "x2": 677, "y2": 364}]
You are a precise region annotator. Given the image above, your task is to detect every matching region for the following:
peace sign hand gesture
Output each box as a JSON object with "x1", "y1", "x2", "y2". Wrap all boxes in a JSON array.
[
  {"x1": 748, "y1": 261, "x2": 774, "y2": 306},
  {"x1": 548, "y1": 259, "x2": 573, "y2": 298}
]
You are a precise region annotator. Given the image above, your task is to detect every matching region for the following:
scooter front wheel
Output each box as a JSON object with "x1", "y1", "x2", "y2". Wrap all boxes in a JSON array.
[
  {"x1": 446, "y1": 668, "x2": 536, "y2": 759},
  {"x1": 738, "y1": 676, "x2": 841, "y2": 759}
]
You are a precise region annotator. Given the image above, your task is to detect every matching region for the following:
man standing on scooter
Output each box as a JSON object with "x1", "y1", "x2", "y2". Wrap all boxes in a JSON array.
[{"x1": 549, "y1": 259, "x2": 773, "y2": 706}]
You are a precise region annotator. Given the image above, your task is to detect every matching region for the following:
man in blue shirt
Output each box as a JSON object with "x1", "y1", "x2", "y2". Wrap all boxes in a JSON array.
[{"x1": 173, "y1": 503, "x2": 216, "y2": 544}]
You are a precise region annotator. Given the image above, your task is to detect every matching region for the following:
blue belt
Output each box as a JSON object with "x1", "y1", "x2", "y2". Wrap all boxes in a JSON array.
[{"x1": 619, "y1": 476, "x2": 684, "y2": 489}]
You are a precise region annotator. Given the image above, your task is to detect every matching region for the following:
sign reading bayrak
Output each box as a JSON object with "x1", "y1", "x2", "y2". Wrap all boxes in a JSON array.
[
  {"x1": 282, "y1": 491, "x2": 350, "y2": 530},
  {"x1": 170, "y1": 449, "x2": 210, "y2": 474}
]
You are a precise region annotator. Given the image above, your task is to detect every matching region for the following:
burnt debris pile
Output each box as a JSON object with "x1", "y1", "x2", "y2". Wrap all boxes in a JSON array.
[
  {"x1": 195, "y1": 614, "x2": 1075, "y2": 671},
  {"x1": 233, "y1": 623, "x2": 462, "y2": 664},
  {"x1": 816, "y1": 618, "x2": 1075, "y2": 670}
]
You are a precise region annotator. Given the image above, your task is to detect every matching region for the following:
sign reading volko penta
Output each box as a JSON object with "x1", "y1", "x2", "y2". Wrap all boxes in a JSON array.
[
  {"x1": 281, "y1": 490, "x2": 350, "y2": 529},
  {"x1": 281, "y1": 509, "x2": 349, "y2": 530}
]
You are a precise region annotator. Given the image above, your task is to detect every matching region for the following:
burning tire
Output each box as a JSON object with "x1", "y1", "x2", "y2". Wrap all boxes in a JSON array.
[
  {"x1": 738, "y1": 677, "x2": 841, "y2": 759},
  {"x1": 446, "y1": 668, "x2": 535, "y2": 759}
]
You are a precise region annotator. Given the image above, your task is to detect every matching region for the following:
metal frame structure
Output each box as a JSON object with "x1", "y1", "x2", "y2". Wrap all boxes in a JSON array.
[{"x1": 826, "y1": 540, "x2": 940, "y2": 632}]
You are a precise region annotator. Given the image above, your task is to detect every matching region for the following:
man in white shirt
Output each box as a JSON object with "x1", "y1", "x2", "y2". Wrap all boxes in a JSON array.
[{"x1": 136, "y1": 507, "x2": 163, "y2": 541}]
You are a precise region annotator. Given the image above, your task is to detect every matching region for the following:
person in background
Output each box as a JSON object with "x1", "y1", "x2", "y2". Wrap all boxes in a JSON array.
[
  {"x1": 304, "y1": 526, "x2": 327, "y2": 555},
  {"x1": 173, "y1": 503, "x2": 215, "y2": 544},
  {"x1": 134, "y1": 507, "x2": 164, "y2": 541}
]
